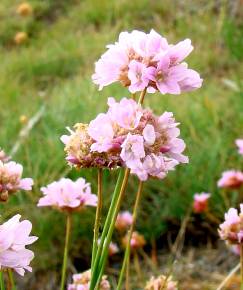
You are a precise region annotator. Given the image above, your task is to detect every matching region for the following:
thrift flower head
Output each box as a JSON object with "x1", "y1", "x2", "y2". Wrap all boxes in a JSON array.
[
  {"x1": 38, "y1": 178, "x2": 97, "y2": 211},
  {"x1": 115, "y1": 211, "x2": 133, "y2": 231},
  {"x1": 68, "y1": 270, "x2": 110, "y2": 290},
  {"x1": 236, "y1": 139, "x2": 243, "y2": 155},
  {"x1": 98, "y1": 239, "x2": 119, "y2": 256},
  {"x1": 193, "y1": 192, "x2": 211, "y2": 213},
  {"x1": 218, "y1": 205, "x2": 243, "y2": 244},
  {"x1": 92, "y1": 29, "x2": 202, "y2": 94},
  {"x1": 0, "y1": 161, "x2": 33, "y2": 202},
  {"x1": 0, "y1": 214, "x2": 38, "y2": 276},
  {"x1": 62, "y1": 98, "x2": 188, "y2": 181},
  {"x1": 17, "y1": 2, "x2": 33, "y2": 16},
  {"x1": 14, "y1": 32, "x2": 28, "y2": 45},
  {"x1": 217, "y1": 170, "x2": 243, "y2": 189},
  {"x1": 145, "y1": 275, "x2": 178, "y2": 290},
  {"x1": 122, "y1": 231, "x2": 146, "y2": 250}
]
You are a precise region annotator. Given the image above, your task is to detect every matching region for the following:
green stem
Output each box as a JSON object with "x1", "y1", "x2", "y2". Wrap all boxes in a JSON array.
[
  {"x1": 0, "y1": 272, "x2": 5, "y2": 290},
  {"x1": 117, "y1": 181, "x2": 143, "y2": 290},
  {"x1": 60, "y1": 213, "x2": 72, "y2": 290},
  {"x1": 7, "y1": 269, "x2": 16, "y2": 290},
  {"x1": 91, "y1": 169, "x2": 103, "y2": 270},
  {"x1": 90, "y1": 169, "x2": 130, "y2": 289},
  {"x1": 241, "y1": 243, "x2": 243, "y2": 290}
]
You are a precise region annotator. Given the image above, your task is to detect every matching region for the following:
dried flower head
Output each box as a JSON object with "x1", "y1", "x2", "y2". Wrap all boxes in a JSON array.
[
  {"x1": 38, "y1": 178, "x2": 97, "y2": 212},
  {"x1": 68, "y1": 270, "x2": 110, "y2": 290},
  {"x1": 218, "y1": 205, "x2": 243, "y2": 245},
  {"x1": 122, "y1": 231, "x2": 146, "y2": 250},
  {"x1": 93, "y1": 29, "x2": 202, "y2": 94},
  {"x1": 217, "y1": 170, "x2": 243, "y2": 189},
  {"x1": 14, "y1": 32, "x2": 28, "y2": 45},
  {"x1": 17, "y1": 2, "x2": 33, "y2": 17},
  {"x1": 145, "y1": 275, "x2": 178, "y2": 290},
  {"x1": 0, "y1": 214, "x2": 38, "y2": 276},
  {"x1": 193, "y1": 192, "x2": 211, "y2": 213},
  {"x1": 115, "y1": 211, "x2": 133, "y2": 231},
  {"x1": 0, "y1": 161, "x2": 33, "y2": 202}
]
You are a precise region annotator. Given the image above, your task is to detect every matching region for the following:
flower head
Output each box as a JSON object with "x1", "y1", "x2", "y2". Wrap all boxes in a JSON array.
[
  {"x1": 92, "y1": 29, "x2": 202, "y2": 94},
  {"x1": 193, "y1": 192, "x2": 211, "y2": 213},
  {"x1": 17, "y1": 2, "x2": 33, "y2": 17},
  {"x1": 14, "y1": 32, "x2": 28, "y2": 45},
  {"x1": 236, "y1": 139, "x2": 243, "y2": 155},
  {"x1": 0, "y1": 214, "x2": 38, "y2": 276},
  {"x1": 68, "y1": 270, "x2": 110, "y2": 290},
  {"x1": 145, "y1": 275, "x2": 178, "y2": 290},
  {"x1": 115, "y1": 211, "x2": 133, "y2": 231},
  {"x1": 122, "y1": 231, "x2": 146, "y2": 250},
  {"x1": 217, "y1": 170, "x2": 243, "y2": 189},
  {"x1": 38, "y1": 178, "x2": 97, "y2": 211},
  {"x1": 0, "y1": 161, "x2": 33, "y2": 202}
]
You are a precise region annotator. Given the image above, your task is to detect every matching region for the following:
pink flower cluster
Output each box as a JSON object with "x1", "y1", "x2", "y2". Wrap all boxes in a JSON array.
[
  {"x1": 92, "y1": 29, "x2": 202, "y2": 95},
  {"x1": 0, "y1": 214, "x2": 38, "y2": 276},
  {"x1": 218, "y1": 205, "x2": 243, "y2": 245},
  {"x1": 145, "y1": 275, "x2": 178, "y2": 290},
  {"x1": 217, "y1": 170, "x2": 243, "y2": 189},
  {"x1": 122, "y1": 231, "x2": 146, "y2": 250},
  {"x1": 38, "y1": 178, "x2": 97, "y2": 211},
  {"x1": 115, "y1": 211, "x2": 133, "y2": 231},
  {"x1": 62, "y1": 98, "x2": 188, "y2": 181},
  {"x1": 0, "y1": 160, "x2": 33, "y2": 201},
  {"x1": 193, "y1": 193, "x2": 211, "y2": 213},
  {"x1": 236, "y1": 139, "x2": 243, "y2": 155},
  {"x1": 68, "y1": 270, "x2": 110, "y2": 290}
]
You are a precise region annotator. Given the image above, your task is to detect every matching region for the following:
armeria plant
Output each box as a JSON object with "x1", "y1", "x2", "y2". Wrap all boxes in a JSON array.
[{"x1": 61, "y1": 29, "x2": 202, "y2": 289}]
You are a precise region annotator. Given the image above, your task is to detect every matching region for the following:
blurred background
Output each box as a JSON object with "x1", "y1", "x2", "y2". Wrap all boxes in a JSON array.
[{"x1": 0, "y1": 0, "x2": 242, "y2": 289}]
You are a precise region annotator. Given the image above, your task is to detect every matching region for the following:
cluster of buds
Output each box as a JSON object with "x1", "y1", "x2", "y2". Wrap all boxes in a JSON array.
[
  {"x1": 122, "y1": 231, "x2": 146, "y2": 250},
  {"x1": 217, "y1": 170, "x2": 243, "y2": 189},
  {"x1": 37, "y1": 178, "x2": 97, "y2": 212},
  {"x1": 218, "y1": 205, "x2": 243, "y2": 245},
  {"x1": 0, "y1": 160, "x2": 33, "y2": 202},
  {"x1": 68, "y1": 270, "x2": 110, "y2": 290},
  {"x1": 93, "y1": 30, "x2": 202, "y2": 95},
  {"x1": 145, "y1": 275, "x2": 178, "y2": 290},
  {"x1": 62, "y1": 97, "x2": 188, "y2": 181},
  {"x1": 193, "y1": 192, "x2": 211, "y2": 213}
]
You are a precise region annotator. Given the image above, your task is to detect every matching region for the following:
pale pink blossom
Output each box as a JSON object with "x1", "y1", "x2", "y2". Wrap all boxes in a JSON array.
[
  {"x1": 0, "y1": 161, "x2": 33, "y2": 201},
  {"x1": 122, "y1": 231, "x2": 146, "y2": 249},
  {"x1": 0, "y1": 214, "x2": 38, "y2": 276},
  {"x1": 38, "y1": 178, "x2": 97, "y2": 211},
  {"x1": 143, "y1": 124, "x2": 156, "y2": 146},
  {"x1": 236, "y1": 139, "x2": 243, "y2": 155},
  {"x1": 217, "y1": 170, "x2": 243, "y2": 189},
  {"x1": 145, "y1": 275, "x2": 178, "y2": 290},
  {"x1": 115, "y1": 211, "x2": 133, "y2": 231},
  {"x1": 0, "y1": 148, "x2": 10, "y2": 162},
  {"x1": 193, "y1": 193, "x2": 211, "y2": 213}
]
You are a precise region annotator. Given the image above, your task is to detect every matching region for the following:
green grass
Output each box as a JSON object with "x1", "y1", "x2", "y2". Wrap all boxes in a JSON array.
[{"x1": 0, "y1": 0, "x2": 243, "y2": 286}]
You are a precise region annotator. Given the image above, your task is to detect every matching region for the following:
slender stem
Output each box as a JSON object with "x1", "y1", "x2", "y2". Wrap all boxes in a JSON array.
[
  {"x1": 0, "y1": 272, "x2": 5, "y2": 290},
  {"x1": 138, "y1": 88, "x2": 147, "y2": 105},
  {"x1": 241, "y1": 244, "x2": 243, "y2": 290},
  {"x1": 7, "y1": 270, "x2": 16, "y2": 290},
  {"x1": 117, "y1": 181, "x2": 143, "y2": 290},
  {"x1": 216, "y1": 263, "x2": 240, "y2": 290},
  {"x1": 60, "y1": 213, "x2": 72, "y2": 290},
  {"x1": 91, "y1": 169, "x2": 103, "y2": 270}
]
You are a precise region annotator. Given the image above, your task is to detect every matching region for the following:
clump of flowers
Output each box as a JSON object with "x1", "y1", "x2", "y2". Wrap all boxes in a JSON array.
[
  {"x1": 14, "y1": 32, "x2": 28, "y2": 45},
  {"x1": 236, "y1": 139, "x2": 243, "y2": 155},
  {"x1": 122, "y1": 231, "x2": 146, "y2": 250},
  {"x1": 218, "y1": 205, "x2": 243, "y2": 244},
  {"x1": 193, "y1": 192, "x2": 211, "y2": 213},
  {"x1": 92, "y1": 29, "x2": 202, "y2": 94},
  {"x1": 62, "y1": 97, "x2": 188, "y2": 181},
  {"x1": 38, "y1": 178, "x2": 97, "y2": 211},
  {"x1": 145, "y1": 275, "x2": 178, "y2": 290},
  {"x1": 0, "y1": 214, "x2": 38, "y2": 276},
  {"x1": 68, "y1": 270, "x2": 110, "y2": 290},
  {"x1": 16, "y1": 2, "x2": 33, "y2": 17},
  {"x1": 0, "y1": 160, "x2": 33, "y2": 202},
  {"x1": 115, "y1": 211, "x2": 133, "y2": 231},
  {"x1": 217, "y1": 170, "x2": 243, "y2": 189}
]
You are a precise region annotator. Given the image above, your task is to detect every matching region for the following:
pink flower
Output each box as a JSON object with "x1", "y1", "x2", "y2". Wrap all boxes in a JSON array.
[
  {"x1": 143, "y1": 124, "x2": 156, "y2": 146},
  {"x1": 115, "y1": 211, "x2": 133, "y2": 231},
  {"x1": 38, "y1": 178, "x2": 97, "y2": 211},
  {"x1": 145, "y1": 275, "x2": 178, "y2": 290},
  {"x1": 0, "y1": 161, "x2": 33, "y2": 201},
  {"x1": 193, "y1": 193, "x2": 211, "y2": 213},
  {"x1": 0, "y1": 214, "x2": 38, "y2": 276},
  {"x1": 88, "y1": 113, "x2": 114, "y2": 153},
  {"x1": 236, "y1": 139, "x2": 243, "y2": 155},
  {"x1": 217, "y1": 170, "x2": 243, "y2": 189},
  {"x1": 0, "y1": 148, "x2": 10, "y2": 163},
  {"x1": 122, "y1": 231, "x2": 146, "y2": 249},
  {"x1": 92, "y1": 29, "x2": 202, "y2": 94}
]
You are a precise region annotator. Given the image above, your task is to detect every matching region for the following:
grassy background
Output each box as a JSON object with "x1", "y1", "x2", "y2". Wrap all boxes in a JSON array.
[{"x1": 0, "y1": 0, "x2": 243, "y2": 287}]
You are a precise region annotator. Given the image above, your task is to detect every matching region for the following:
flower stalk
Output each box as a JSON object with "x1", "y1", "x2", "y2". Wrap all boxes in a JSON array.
[
  {"x1": 0, "y1": 272, "x2": 5, "y2": 290},
  {"x1": 7, "y1": 270, "x2": 16, "y2": 290},
  {"x1": 241, "y1": 243, "x2": 243, "y2": 290}
]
